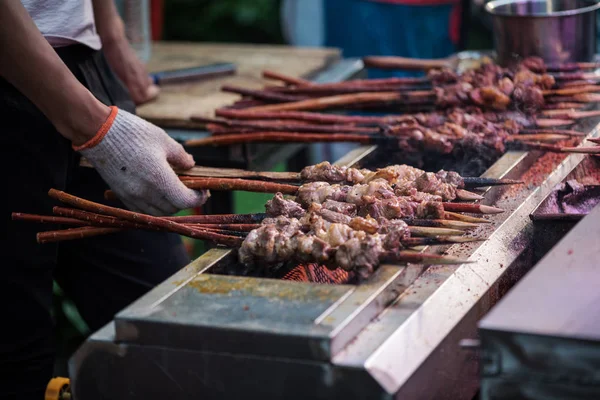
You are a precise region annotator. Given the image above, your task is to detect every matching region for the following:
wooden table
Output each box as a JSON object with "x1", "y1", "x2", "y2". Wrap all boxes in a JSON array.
[{"x1": 137, "y1": 41, "x2": 341, "y2": 129}]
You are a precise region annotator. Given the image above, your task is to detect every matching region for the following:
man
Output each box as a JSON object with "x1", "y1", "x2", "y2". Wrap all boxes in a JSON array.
[{"x1": 0, "y1": 1, "x2": 209, "y2": 398}]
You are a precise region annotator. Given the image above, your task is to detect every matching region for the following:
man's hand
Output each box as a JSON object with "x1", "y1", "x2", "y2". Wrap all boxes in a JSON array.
[
  {"x1": 75, "y1": 107, "x2": 209, "y2": 215},
  {"x1": 103, "y1": 36, "x2": 160, "y2": 105},
  {"x1": 92, "y1": 0, "x2": 159, "y2": 105}
]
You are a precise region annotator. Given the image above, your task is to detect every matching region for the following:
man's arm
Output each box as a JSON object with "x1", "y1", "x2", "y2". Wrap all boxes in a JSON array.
[
  {"x1": 0, "y1": 0, "x2": 208, "y2": 215},
  {"x1": 92, "y1": 0, "x2": 159, "y2": 104},
  {"x1": 0, "y1": 0, "x2": 109, "y2": 146}
]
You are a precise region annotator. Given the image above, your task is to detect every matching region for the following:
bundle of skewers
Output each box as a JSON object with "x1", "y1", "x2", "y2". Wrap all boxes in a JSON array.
[
  {"x1": 13, "y1": 162, "x2": 520, "y2": 283},
  {"x1": 180, "y1": 55, "x2": 600, "y2": 160},
  {"x1": 214, "y1": 57, "x2": 600, "y2": 114}
]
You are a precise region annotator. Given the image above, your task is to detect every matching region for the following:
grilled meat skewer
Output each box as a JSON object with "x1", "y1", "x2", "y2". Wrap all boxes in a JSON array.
[{"x1": 239, "y1": 214, "x2": 470, "y2": 279}]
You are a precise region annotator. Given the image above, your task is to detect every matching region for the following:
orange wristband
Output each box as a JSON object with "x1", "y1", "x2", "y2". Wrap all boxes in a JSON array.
[{"x1": 72, "y1": 106, "x2": 119, "y2": 151}]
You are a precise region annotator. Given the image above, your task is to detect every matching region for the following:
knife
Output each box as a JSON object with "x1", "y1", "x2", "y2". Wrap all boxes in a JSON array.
[{"x1": 149, "y1": 62, "x2": 237, "y2": 85}]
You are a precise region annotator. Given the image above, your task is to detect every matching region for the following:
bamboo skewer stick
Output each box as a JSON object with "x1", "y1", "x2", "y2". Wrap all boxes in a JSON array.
[
  {"x1": 11, "y1": 213, "x2": 89, "y2": 227},
  {"x1": 444, "y1": 211, "x2": 491, "y2": 223},
  {"x1": 37, "y1": 227, "x2": 121, "y2": 244},
  {"x1": 47, "y1": 189, "x2": 243, "y2": 247},
  {"x1": 542, "y1": 101, "x2": 586, "y2": 109},
  {"x1": 401, "y1": 218, "x2": 478, "y2": 230},
  {"x1": 104, "y1": 177, "x2": 301, "y2": 200},
  {"x1": 192, "y1": 116, "x2": 378, "y2": 134},
  {"x1": 184, "y1": 132, "x2": 375, "y2": 147},
  {"x1": 238, "y1": 92, "x2": 422, "y2": 113},
  {"x1": 215, "y1": 109, "x2": 406, "y2": 124},
  {"x1": 363, "y1": 56, "x2": 453, "y2": 70},
  {"x1": 442, "y1": 203, "x2": 504, "y2": 214},
  {"x1": 179, "y1": 178, "x2": 300, "y2": 194},
  {"x1": 185, "y1": 130, "x2": 571, "y2": 148},
  {"x1": 542, "y1": 85, "x2": 600, "y2": 96},
  {"x1": 519, "y1": 128, "x2": 585, "y2": 137},
  {"x1": 587, "y1": 137, "x2": 600, "y2": 144},
  {"x1": 461, "y1": 177, "x2": 523, "y2": 187},
  {"x1": 546, "y1": 93, "x2": 600, "y2": 103},
  {"x1": 166, "y1": 213, "x2": 267, "y2": 224},
  {"x1": 521, "y1": 142, "x2": 600, "y2": 154},
  {"x1": 262, "y1": 70, "x2": 313, "y2": 86},
  {"x1": 532, "y1": 118, "x2": 575, "y2": 128},
  {"x1": 408, "y1": 226, "x2": 464, "y2": 237},
  {"x1": 507, "y1": 133, "x2": 572, "y2": 142},
  {"x1": 402, "y1": 236, "x2": 484, "y2": 247},
  {"x1": 381, "y1": 251, "x2": 472, "y2": 265},
  {"x1": 538, "y1": 109, "x2": 600, "y2": 119},
  {"x1": 176, "y1": 165, "x2": 520, "y2": 189},
  {"x1": 455, "y1": 189, "x2": 484, "y2": 201},
  {"x1": 221, "y1": 85, "x2": 307, "y2": 103}
]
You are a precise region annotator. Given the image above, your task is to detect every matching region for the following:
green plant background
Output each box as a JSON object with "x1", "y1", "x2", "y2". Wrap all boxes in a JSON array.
[{"x1": 163, "y1": 0, "x2": 284, "y2": 43}]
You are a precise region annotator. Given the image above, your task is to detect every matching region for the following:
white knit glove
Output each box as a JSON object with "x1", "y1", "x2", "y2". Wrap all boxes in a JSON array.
[{"x1": 74, "y1": 106, "x2": 209, "y2": 215}]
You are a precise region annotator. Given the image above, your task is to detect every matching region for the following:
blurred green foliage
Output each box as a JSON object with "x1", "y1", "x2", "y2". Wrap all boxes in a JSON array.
[{"x1": 163, "y1": 0, "x2": 284, "y2": 44}]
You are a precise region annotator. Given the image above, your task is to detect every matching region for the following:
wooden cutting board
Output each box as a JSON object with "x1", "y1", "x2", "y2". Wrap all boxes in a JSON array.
[{"x1": 136, "y1": 42, "x2": 341, "y2": 129}]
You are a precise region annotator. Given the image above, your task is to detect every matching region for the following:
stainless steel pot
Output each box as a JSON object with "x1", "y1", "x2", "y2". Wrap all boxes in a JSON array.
[{"x1": 485, "y1": 0, "x2": 600, "y2": 65}]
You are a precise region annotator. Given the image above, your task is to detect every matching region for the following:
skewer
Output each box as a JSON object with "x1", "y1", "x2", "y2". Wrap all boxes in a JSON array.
[
  {"x1": 37, "y1": 227, "x2": 121, "y2": 244},
  {"x1": 545, "y1": 93, "x2": 600, "y2": 103},
  {"x1": 401, "y1": 218, "x2": 479, "y2": 230},
  {"x1": 362, "y1": 55, "x2": 453, "y2": 71},
  {"x1": 461, "y1": 177, "x2": 523, "y2": 188},
  {"x1": 542, "y1": 101, "x2": 586, "y2": 109},
  {"x1": 381, "y1": 251, "x2": 471, "y2": 265},
  {"x1": 185, "y1": 130, "x2": 569, "y2": 147},
  {"x1": 538, "y1": 109, "x2": 600, "y2": 119},
  {"x1": 519, "y1": 128, "x2": 585, "y2": 137},
  {"x1": 139, "y1": 174, "x2": 485, "y2": 203},
  {"x1": 444, "y1": 211, "x2": 491, "y2": 223},
  {"x1": 179, "y1": 177, "x2": 300, "y2": 194},
  {"x1": 587, "y1": 137, "x2": 600, "y2": 144},
  {"x1": 238, "y1": 92, "x2": 424, "y2": 113},
  {"x1": 184, "y1": 132, "x2": 375, "y2": 147},
  {"x1": 362, "y1": 55, "x2": 597, "y2": 73},
  {"x1": 262, "y1": 70, "x2": 313, "y2": 87},
  {"x1": 542, "y1": 85, "x2": 600, "y2": 96},
  {"x1": 402, "y1": 236, "x2": 484, "y2": 246},
  {"x1": 521, "y1": 142, "x2": 600, "y2": 154},
  {"x1": 166, "y1": 213, "x2": 267, "y2": 224},
  {"x1": 11, "y1": 212, "x2": 89, "y2": 226},
  {"x1": 104, "y1": 177, "x2": 300, "y2": 201},
  {"x1": 221, "y1": 85, "x2": 307, "y2": 103},
  {"x1": 175, "y1": 165, "x2": 520, "y2": 190},
  {"x1": 192, "y1": 116, "x2": 377, "y2": 134},
  {"x1": 455, "y1": 189, "x2": 484, "y2": 201},
  {"x1": 442, "y1": 203, "x2": 504, "y2": 214},
  {"x1": 507, "y1": 133, "x2": 572, "y2": 142},
  {"x1": 408, "y1": 226, "x2": 465, "y2": 237},
  {"x1": 47, "y1": 189, "x2": 243, "y2": 247},
  {"x1": 215, "y1": 109, "x2": 406, "y2": 124}
]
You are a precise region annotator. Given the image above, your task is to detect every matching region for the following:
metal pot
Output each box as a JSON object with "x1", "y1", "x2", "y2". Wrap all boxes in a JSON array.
[{"x1": 485, "y1": 0, "x2": 600, "y2": 65}]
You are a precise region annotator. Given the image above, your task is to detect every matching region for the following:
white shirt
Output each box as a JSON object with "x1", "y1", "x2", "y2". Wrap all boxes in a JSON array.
[{"x1": 21, "y1": 0, "x2": 102, "y2": 50}]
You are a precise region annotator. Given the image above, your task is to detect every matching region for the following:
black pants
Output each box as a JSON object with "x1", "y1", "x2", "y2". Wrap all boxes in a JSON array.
[{"x1": 0, "y1": 46, "x2": 190, "y2": 399}]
